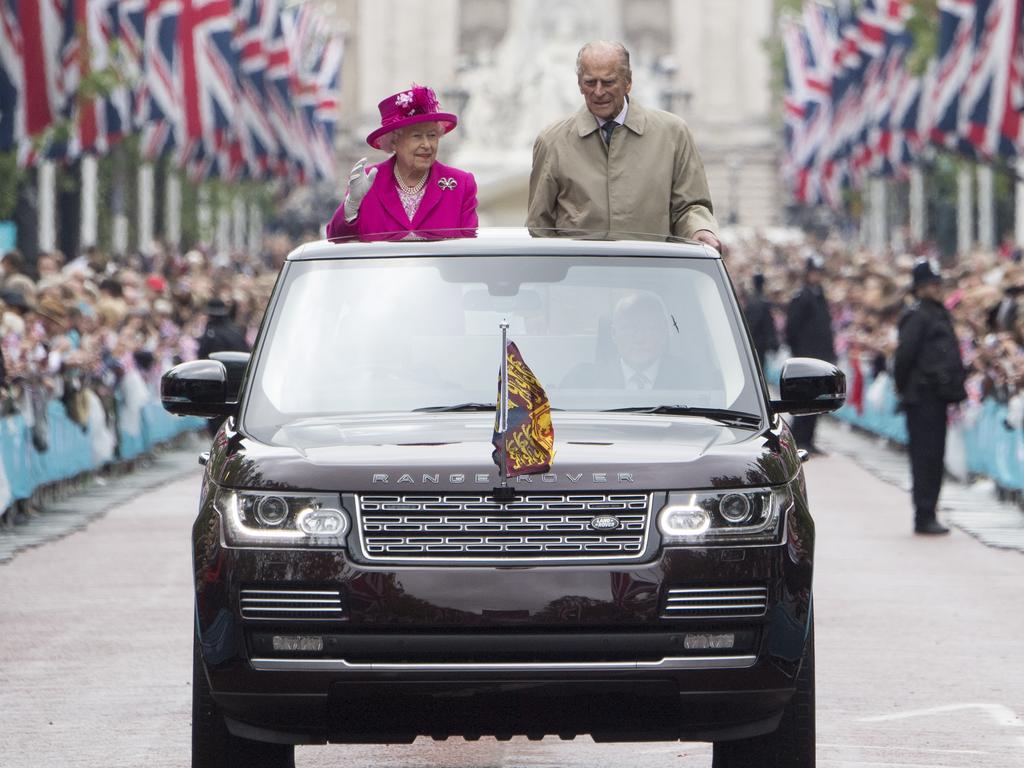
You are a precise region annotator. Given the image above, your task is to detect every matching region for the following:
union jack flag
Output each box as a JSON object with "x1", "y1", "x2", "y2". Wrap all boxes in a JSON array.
[
  {"x1": 177, "y1": 0, "x2": 237, "y2": 173},
  {"x1": 1008, "y1": 5, "x2": 1024, "y2": 150},
  {"x1": 265, "y1": 2, "x2": 305, "y2": 179},
  {"x1": 139, "y1": 0, "x2": 181, "y2": 159},
  {"x1": 311, "y1": 33, "x2": 342, "y2": 182},
  {"x1": 832, "y1": 3, "x2": 866, "y2": 101},
  {"x1": 63, "y1": 0, "x2": 132, "y2": 157},
  {"x1": 0, "y1": 1, "x2": 22, "y2": 151},
  {"x1": 1, "y1": 0, "x2": 342, "y2": 180},
  {"x1": 802, "y1": 1, "x2": 836, "y2": 101},
  {"x1": 282, "y1": 3, "x2": 338, "y2": 181},
  {"x1": 959, "y1": 0, "x2": 1024, "y2": 158},
  {"x1": 857, "y1": 0, "x2": 889, "y2": 60},
  {"x1": 888, "y1": 66, "x2": 924, "y2": 175},
  {"x1": 233, "y1": 0, "x2": 279, "y2": 178},
  {"x1": 858, "y1": 0, "x2": 912, "y2": 61},
  {"x1": 0, "y1": 0, "x2": 66, "y2": 157},
  {"x1": 924, "y1": 0, "x2": 977, "y2": 152}
]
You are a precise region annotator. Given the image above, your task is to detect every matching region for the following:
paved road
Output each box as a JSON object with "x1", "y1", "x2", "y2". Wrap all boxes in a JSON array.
[{"x1": 1, "y1": 442, "x2": 1022, "y2": 767}]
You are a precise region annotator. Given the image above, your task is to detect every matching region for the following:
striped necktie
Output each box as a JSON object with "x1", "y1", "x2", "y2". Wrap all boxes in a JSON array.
[{"x1": 601, "y1": 121, "x2": 616, "y2": 145}]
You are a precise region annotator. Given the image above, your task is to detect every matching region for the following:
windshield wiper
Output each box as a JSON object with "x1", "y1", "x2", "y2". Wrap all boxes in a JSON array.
[
  {"x1": 414, "y1": 402, "x2": 566, "y2": 414},
  {"x1": 413, "y1": 402, "x2": 496, "y2": 413},
  {"x1": 603, "y1": 405, "x2": 761, "y2": 427}
]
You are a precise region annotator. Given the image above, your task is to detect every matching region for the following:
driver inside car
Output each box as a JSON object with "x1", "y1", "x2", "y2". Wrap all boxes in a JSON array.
[{"x1": 562, "y1": 292, "x2": 687, "y2": 390}]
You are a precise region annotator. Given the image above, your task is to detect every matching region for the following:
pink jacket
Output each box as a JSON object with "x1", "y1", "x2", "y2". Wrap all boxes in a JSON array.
[{"x1": 326, "y1": 156, "x2": 478, "y2": 240}]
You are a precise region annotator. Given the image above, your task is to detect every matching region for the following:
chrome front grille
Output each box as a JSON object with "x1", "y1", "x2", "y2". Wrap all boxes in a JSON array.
[
  {"x1": 240, "y1": 587, "x2": 344, "y2": 621},
  {"x1": 357, "y1": 493, "x2": 652, "y2": 562},
  {"x1": 662, "y1": 586, "x2": 769, "y2": 619}
]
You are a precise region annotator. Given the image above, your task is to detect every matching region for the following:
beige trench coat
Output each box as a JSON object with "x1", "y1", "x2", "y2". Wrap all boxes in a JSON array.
[{"x1": 526, "y1": 101, "x2": 718, "y2": 240}]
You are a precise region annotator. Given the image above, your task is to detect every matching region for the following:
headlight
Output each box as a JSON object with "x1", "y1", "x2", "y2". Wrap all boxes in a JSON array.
[
  {"x1": 213, "y1": 487, "x2": 350, "y2": 548},
  {"x1": 657, "y1": 484, "x2": 793, "y2": 545}
]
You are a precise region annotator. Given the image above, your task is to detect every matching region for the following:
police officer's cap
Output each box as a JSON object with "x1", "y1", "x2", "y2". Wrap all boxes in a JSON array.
[
  {"x1": 204, "y1": 297, "x2": 231, "y2": 317},
  {"x1": 911, "y1": 258, "x2": 942, "y2": 290},
  {"x1": 805, "y1": 254, "x2": 825, "y2": 273}
]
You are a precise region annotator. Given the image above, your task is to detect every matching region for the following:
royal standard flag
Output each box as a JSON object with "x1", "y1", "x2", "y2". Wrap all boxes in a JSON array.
[{"x1": 492, "y1": 341, "x2": 555, "y2": 478}]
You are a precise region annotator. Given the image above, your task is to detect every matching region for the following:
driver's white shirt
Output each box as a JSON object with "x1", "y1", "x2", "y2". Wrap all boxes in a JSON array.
[{"x1": 621, "y1": 359, "x2": 660, "y2": 390}]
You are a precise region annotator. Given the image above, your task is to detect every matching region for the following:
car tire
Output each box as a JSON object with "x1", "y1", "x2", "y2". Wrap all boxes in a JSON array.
[
  {"x1": 711, "y1": 618, "x2": 815, "y2": 768},
  {"x1": 192, "y1": 634, "x2": 296, "y2": 768}
]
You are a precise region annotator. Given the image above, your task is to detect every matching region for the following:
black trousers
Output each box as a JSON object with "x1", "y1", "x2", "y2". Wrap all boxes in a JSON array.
[
  {"x1": 791, "y1": 414, "x2": 818, "y2": 449},
  {"x1": 904, "y1": 398, "x2": 948, "y2": 523}
]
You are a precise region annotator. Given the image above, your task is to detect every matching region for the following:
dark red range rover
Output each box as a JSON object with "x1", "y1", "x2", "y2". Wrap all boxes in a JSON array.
[{"x1": 162, "y1": 230, "x2": 844, "y2": 767}]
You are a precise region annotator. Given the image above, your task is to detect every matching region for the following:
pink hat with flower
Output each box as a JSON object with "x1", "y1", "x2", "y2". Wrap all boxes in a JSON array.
[{"x1": 366, "y1": 85, "x2": 458, "y2": 150}]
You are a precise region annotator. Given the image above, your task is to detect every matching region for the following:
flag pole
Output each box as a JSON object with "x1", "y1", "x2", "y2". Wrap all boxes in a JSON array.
[{"x1": 498, "y1": 320, "x2": 509, "y2": 489}]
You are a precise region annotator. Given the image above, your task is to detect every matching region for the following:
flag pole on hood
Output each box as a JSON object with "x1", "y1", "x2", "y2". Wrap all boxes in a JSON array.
[{"x1": 497, "y1": 319, "x2": 509, "y2": 489}]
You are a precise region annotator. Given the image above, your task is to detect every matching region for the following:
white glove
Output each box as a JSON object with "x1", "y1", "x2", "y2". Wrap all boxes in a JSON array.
[{"x1": 343, "y1": 158, "x2": 378, "y2": 222}]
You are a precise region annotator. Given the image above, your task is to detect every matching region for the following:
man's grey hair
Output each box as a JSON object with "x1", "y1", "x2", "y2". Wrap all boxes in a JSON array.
[{"x1": 576, "y1": 41, "x2": 631, "y2": 80}]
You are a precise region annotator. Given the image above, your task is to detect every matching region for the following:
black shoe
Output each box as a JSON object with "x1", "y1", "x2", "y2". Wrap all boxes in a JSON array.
[{"x1": 914, "y1": 520, "x2": 950, "y2": 535}]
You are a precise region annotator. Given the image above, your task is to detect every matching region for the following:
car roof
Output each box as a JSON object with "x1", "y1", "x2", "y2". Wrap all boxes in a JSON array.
[{"x1": 288, "y1": 228, "x2": 718, "y2": 262}]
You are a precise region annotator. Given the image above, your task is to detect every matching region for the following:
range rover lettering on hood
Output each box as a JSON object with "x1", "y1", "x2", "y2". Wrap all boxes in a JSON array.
[{"x1": 371, "y1": 472, "x2": 636, "y2": 484}]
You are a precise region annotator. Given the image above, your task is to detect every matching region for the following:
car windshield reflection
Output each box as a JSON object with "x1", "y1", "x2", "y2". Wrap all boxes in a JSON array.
[{"x1": 242, "y1": 254, "x2": 761, "y2": 439}]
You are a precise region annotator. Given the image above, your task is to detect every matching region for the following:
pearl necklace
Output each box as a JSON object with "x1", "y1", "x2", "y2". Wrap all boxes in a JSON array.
[{"x1": 395, "y1": 167, "x2": 427, "y2": 195}]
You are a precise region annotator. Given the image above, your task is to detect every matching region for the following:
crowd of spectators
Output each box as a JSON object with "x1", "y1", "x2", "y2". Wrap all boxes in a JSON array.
[
  {"x1": 0, "y1": 235, "x2": 295, "y2": 522},
  {"x1": 727, "y1": 229, "x2": 1024, "y2": 449},
  {"x1": 6, "y1": 224, "x2": 1024, "y2": 521}
]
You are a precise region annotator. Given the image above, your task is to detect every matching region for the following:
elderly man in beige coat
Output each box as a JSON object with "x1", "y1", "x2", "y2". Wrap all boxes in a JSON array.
[{"x1": 527, "y1": 41, "x2": 720, "y2": 249}]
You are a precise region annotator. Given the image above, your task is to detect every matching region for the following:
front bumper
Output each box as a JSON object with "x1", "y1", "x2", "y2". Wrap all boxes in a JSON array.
[{"x1": 193, "y1": 501, "x2": 813, "y2": 744}]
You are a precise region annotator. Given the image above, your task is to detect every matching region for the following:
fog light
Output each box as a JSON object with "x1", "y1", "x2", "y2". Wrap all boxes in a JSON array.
[
  {"x1": 684, "y1": 632, "x2": 736, "y2": 650},
  {"x1": 272, "y1": 635, "x2": 324, "y2": 652},
  {"x1": 658, "y1": 496, "x2": 711, "y2": 537}
]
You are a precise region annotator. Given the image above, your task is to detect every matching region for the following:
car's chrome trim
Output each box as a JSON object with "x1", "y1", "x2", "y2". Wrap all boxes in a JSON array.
[
  {"x1": 353, "y1": 492, "x2": 654, "y2": 564},
  {"x1": 249, "y1": 655, "x2": 757, "y2": 672},
  {"x1": 662, "y1": 585, "x2": 768, "y2": 619},
  {"x1": 240, "y1": 587, "x2": 344, "y2": 621}
]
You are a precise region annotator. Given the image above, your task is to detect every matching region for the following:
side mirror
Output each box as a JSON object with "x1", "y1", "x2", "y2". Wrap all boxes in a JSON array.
[
  {"x1": 209, "y1": 351, "x2": 251, "y2": 404},
  {"x1": 161, "y1": 359, "x2": 238, "y2": 418},
  {"x1": 771, "y1": 358, "x2": 846, "y2": 416}
]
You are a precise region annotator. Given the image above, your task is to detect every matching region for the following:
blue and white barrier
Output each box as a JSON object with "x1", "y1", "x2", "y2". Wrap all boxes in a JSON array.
[
  {"x1": 828, "y1": 362, "x2": 1022, "y2": 489},
  {"x1": 0, "y1": 375, "x2": 205, "y2": 513}
]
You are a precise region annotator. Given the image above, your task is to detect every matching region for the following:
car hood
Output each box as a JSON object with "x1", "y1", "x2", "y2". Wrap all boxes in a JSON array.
[{"x1": 213, "y1": 412, "x2": 796, "y2": 492}]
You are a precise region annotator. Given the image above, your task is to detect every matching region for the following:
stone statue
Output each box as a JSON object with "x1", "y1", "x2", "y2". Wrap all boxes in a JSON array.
[{"x1": 455, "y1": 0, "x2": 623, "y2": 159}]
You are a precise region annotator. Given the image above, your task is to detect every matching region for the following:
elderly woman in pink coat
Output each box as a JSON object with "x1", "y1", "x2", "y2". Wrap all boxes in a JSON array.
[{"x1": 326, "y1": 86, "x2": 478, "y2": 240}]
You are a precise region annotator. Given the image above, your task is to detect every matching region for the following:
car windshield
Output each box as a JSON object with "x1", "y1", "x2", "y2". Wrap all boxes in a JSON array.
[{"x1": 242, "y1": 255, "x2": 762, "y2": 437}]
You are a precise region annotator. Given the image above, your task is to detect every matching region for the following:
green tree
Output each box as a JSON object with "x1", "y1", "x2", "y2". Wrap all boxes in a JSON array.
[
  {"x1": 905, "y1": 0, "x2": 939, "y2": 76},
  {"x1": 0, "y1": 152, "x2": 23, "y2": 221}
]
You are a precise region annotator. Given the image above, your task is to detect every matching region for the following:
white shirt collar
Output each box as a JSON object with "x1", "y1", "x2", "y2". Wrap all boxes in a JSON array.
[
  {"x1": 621, "y1": 358, "x2": 660, "y2": 389},
  {"x1": 597, "y1": 101, "x2": 629, "y2": 128}
]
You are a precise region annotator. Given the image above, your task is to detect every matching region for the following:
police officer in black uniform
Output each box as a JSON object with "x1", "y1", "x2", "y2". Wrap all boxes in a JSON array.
[
  {"x1": 197, "y1": 297, "x2": 249, "y2": 435},
  {"x1": 784, "y1": 255, "x2": 836, "y2": 454},
  {"x1": 743, "y1": 273, "x2": 779, "y2": 369},
  {"x1": 893, "y1": 259, "x2": 966, "y2": 535},
  {"x1": 197, "y1": 297, "x2": 248, "y2": 360}
]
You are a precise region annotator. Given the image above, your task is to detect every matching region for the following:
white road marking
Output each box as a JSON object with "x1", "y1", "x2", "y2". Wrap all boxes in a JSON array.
[
  {"x1": 818, "y1": 744, "x2": 987, "y2": 755},
  {"x1": 859, "y1": 703, "x2": 1023, "y2": 728},
  {"x1": 859, "y1": 703, "x2": 1024, "y2": 752}
]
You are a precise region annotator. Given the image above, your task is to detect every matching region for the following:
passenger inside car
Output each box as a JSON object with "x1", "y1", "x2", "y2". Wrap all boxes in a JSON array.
[{"x1": 561, "y1": 291, "x2": 724, "y2": 392}]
